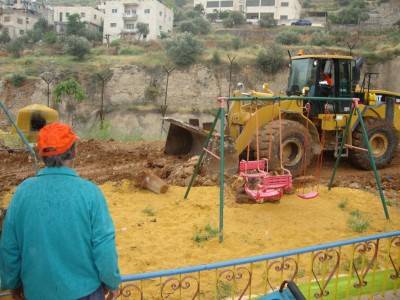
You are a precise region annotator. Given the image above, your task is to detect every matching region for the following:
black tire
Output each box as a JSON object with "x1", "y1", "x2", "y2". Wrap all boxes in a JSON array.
[
  {"x1": 252, "y1": 120, "x2": 314, "y2": 177},
  {"x1": 350, "y1": 118, "x2": 398, "y2": 170}
]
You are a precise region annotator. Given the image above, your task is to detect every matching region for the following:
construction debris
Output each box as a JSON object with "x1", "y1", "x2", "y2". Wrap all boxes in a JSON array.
[{"x1": 135, "y1": 170, "x2": 169, "y2": 194}]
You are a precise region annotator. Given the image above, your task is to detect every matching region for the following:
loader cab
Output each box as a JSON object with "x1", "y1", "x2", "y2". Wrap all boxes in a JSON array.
[{"x1": 287, "y1": 55, "x2": 354, "y2": 116}]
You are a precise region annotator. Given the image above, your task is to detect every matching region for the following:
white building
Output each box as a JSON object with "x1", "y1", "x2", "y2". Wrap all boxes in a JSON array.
[
  {"x1": 0, "y1": 0, "x2": 53, "y2": 39},
  {"x1": 52, "y1": 6, "x2": 104, "y2": 33},
  {"x1": 194, "y1": 0, "x2": 301, "y2": 23},
  {"x1": 102, "y1": 0, "x2": 173, "y2": 42}
]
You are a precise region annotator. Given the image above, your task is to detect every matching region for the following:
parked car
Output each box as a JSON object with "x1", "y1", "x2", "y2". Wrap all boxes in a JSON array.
[{"x1": 291, "y1": 19, "x2": 312, "y2": 26}]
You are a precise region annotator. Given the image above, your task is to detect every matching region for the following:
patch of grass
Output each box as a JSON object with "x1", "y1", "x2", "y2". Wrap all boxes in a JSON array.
[
  {"x1": 77, "y1": 121, "x2": 144, "y2": 142},
  {"x1": 118, "y1": 47, "x2": 145, "y2": 56},
  {"x1": 8, "y1": 73, "x2": 26, "y2": 87},
  {"x1": 347, "y1": 210, "x2": 370, "y2": 233},
  {"x1": 217, "y1": 281, "x2": 233, "y2": 299},
  {"x1": 338, "y1": 198, "x2": 348, "y2": 210},
  {"x1": 142, "y1": 206, "x2": 155, "y2": 216},
  {"x1": 193, "y1": 224, "x2": 219, "y2": 243}
]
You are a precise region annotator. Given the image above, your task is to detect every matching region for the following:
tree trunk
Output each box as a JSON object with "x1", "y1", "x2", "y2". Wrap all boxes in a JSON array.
[
  {"x1": 100, "y1": 82, "x2": 105, "y2": 129},
  {"x1": 135, "y1": 170, "x2": 169, "y2": 194}
]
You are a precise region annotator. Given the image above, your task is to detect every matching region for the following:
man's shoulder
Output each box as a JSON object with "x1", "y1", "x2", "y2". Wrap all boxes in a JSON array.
[
  {"x1": 78, "y1": 177, "x2": 102, "y2": 192},
  {"x1": 18, "y1": 172, "x2": 100, "y2": 192}
]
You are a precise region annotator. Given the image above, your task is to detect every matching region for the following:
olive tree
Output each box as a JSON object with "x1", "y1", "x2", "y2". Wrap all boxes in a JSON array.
[
  {"x1": 165, "y1": 33, "x2": 203, "y2": 67},
  {"x1": 53, "y1": 78, "x2": 86, "y2": 125}
]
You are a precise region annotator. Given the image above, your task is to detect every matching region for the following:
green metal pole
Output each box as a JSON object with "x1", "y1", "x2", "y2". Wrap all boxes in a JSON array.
[
  {"x1": 184, "y1": 109, "x2": 221, "y2": 199},
  {"x1": 355, "y1": 106, "x2": 390, "y2": 220},
  {"x1": 0, "y1": 101, "x2": 38, "y2": 170},
  {"x1": 218, "y1": 99, "x2": 225, "y2": 243},
  {"x1": 328, "y1": 106, "x2": 355, "y2": 190}
]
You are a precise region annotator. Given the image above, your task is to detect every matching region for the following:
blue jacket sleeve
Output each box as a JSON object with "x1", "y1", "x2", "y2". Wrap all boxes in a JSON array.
[
  {"x1": 90, "y1": 185, "x2": 121, "y2": 290},
  {"x1": 0, "y1": 199, "x2": 22, "y2": 290}
]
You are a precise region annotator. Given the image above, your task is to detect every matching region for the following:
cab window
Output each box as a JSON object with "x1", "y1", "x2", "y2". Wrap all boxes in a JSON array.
[{"x1": 338, "y1": 60, "x2": 351, "y2": 97}]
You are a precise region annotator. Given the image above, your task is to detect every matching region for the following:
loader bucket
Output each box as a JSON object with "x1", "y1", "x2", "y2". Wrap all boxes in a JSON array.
[
  {"x1": 164, "y1": 118, "x2": 209, "y2": 156},
  {"x1": 164, "y1": 118, "x2": 239, "y2": 176}
]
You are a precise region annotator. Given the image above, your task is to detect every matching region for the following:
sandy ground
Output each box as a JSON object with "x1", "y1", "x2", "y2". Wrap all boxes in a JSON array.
[
  {"x1": 2, "y1": 181, "x2": 399, "y2": 276},
  {"x1": 93, "y1": 183, "x2": 400, "y2": 274},
  {"x1": 1, "y1": 140, "x2": 400, "y2": 282}
]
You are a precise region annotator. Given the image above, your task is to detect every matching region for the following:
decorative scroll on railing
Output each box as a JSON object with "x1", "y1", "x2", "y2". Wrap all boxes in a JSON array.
[
  {"x1": 115, "y1": 231, "x2": 400, "y2": 300},
  {"x1": 1, "y1": 232, "x2": 399, "y2": 299}
]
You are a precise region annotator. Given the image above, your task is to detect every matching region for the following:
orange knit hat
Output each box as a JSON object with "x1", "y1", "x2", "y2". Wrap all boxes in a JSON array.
[{"x1": 37, "y1": 123, "x2": 78, "y2": 157}]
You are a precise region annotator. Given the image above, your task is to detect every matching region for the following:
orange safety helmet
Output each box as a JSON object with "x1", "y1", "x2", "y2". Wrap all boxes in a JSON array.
[{"x1": 37, "y1": 123, "x2": 78, "y2": 157}]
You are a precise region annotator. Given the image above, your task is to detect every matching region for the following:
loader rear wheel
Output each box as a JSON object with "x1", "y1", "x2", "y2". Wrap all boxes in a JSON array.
[
  {"x1": 254, "y1": 120, "x2": 314, "y2": 177},
  {"x1": 350, "y1": 118, "x2": 398, "y2": 170}
]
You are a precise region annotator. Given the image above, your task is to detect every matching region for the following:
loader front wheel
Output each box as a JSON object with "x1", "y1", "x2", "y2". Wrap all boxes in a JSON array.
[
  {"x1": 255, "y1": 120, "x2": 314, "y2": 177},
  {"x1": 350, "y1": 118, "x2": 398, "y2": 169}
]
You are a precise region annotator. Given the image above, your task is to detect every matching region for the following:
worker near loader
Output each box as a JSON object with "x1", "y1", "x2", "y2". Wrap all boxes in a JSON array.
[{"x1": 0, "y1": 123, "x2": 121, "y2": 300}]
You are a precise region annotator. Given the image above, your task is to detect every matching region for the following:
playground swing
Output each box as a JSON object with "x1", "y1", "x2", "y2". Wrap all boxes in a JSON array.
[
  {"x1": 296, "y1": 102, "x2": 325, "y2": 200},
  {"x1": 239, "y1": 101, "x2": 281, "y2": 202},
  {"x1": 239, "y1": 101, "x2": 293, "y2": 203},
  {"x1": 261, "y1": 104, "x2": 294, "y2": 195}
]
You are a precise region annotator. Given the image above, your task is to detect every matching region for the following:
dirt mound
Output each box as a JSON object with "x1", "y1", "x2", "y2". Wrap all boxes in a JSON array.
[
  {"x1": 0, "y1": 140, "x2": 216, "y2": 197},
  {"x1": 1, "y1": 140, "x2": 399, "y2": 206}
]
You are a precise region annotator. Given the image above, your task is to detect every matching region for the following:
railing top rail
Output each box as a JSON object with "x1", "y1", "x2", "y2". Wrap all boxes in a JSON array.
[
  {"x1": 226, "y1": 96, "x2": 356, "y2": 102},
  {"x1": 121, "y1": 231, "x2": 400, "y2": 282}
]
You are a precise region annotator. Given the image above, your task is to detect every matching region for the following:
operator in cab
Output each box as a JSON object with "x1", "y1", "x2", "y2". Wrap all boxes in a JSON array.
[{"x1": 320, "y1": 70, "x2": 333, "y2": 86}]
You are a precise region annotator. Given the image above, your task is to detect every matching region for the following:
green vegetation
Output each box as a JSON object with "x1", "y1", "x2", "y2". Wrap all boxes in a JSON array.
[
  {"x1": 6, "y1": 38, "x2": 25, "y2": 58},
  {"x1": 310, "y1": 31, "x2": 332, "y2": 46},
  {"x1": 9, "y1": 73, "x2": 26, "y2": 87},
  {"x1": 211, "y1": 51, "x2": 222, "y2": 65},
  {"x1": 179, "y1": 17, "x2": 211, "y2": 35},
  {"x1": 0, "y1": 3, "x2": 398, "y2": 84},
  {"x1": 329, "y1": 0, "x2": 369, "y2": 24},
  {"x1": 338, "y1": 199, "x2": 348, "y2": 210},
  {"x1": 193, "y1": 224, "x2": 219, "y2": 243},
  {"x1": 165, "y1": 33, "x2": 203, "y2": 67},
  {"x1": 222, "y1": 11, "x2": 246, "y2": 28},
  {"x1": 78, "y1": 121, "x2": 144, "y2": 142},
  {"x1": 142, "y1": 206, "x2": 156, "y2": 216},
  {"x1": 276, "y1": 30, "x2": 301, "y2": 45},
  {"x1": 217, "y1": 281, "x2": 234, "y2": 299},
  {"x1": 256, "y1": 44, "x2": 286, "y2": 74},
  {"x1": 144, "y1": 80, "x2": 161, "y2": 101},
  {"x1": 259, "y1": 14, "x2": 277, "y2": 28},
  {"x1": 118, "y1": 47, "x2": 145, "y2": 55},
  {"x1": 64, "y1": 36, "x2": 91, "y2": 60},
  {"x1": 347, "y1": 210, "x2": 370, "y2": 233},
  {"x1": 53, "y1": 78, "x2": 86, "y2": 104},
  {"x1": 0, "y1": 30, "x2": 11, "y2": 44}
]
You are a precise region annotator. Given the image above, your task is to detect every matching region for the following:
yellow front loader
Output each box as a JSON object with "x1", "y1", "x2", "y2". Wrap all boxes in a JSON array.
[{"x1": 165, "y1": 54, "x2": 400, "y2": 176}]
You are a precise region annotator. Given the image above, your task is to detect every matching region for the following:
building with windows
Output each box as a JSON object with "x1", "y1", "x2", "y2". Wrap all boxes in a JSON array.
[
  {"x1": 52, "y1": 6, "x2": 104, "y2": 34},
  {"x1": 102, "y1": 0, "x2": 173, "y2": 42},
  {"x1": 194, "y1": 0, "x2": 301, "y2": 23},
  {"x1": 0, "y1": 0, "x2": 53, "y2": 39}
]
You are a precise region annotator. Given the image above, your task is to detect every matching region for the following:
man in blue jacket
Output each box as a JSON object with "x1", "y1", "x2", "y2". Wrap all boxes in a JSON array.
[{"x1": 0, "y1": 123, "x2": 121, "y2": 300}]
